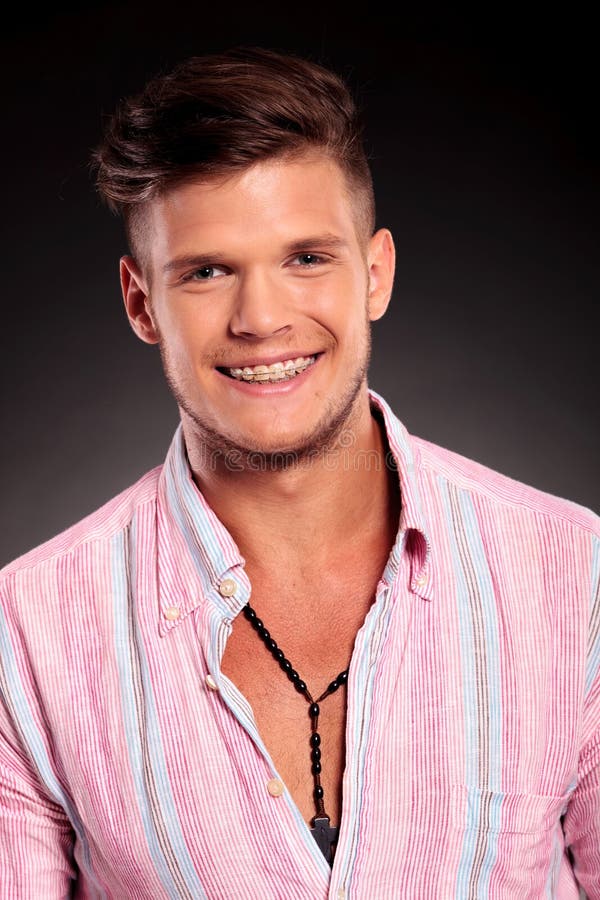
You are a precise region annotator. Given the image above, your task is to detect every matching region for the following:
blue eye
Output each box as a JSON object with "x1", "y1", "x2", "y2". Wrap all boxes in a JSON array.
[
  {"x1": 193, "y1": 266, "x2": 217, "y2": 279},
  {"x1": 296, "y1": 253, "x2": 322, "y2": 266},
  {"x1": 184, "y1": 264, "x2": 228, "y2": 282}
]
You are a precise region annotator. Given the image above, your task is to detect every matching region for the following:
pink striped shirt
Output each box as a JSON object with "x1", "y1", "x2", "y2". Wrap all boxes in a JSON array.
[{"x1": 1, "y1": 390, "x2": 598, "y2": 898}]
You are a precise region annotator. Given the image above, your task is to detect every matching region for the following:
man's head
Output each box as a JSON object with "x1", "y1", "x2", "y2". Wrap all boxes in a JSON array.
[
  {"x1": 93, "y1": 46, "x2": 375, "y2": 268},
  {"x1": 92, "y1": 48, "x2": 395, "y2": 471}
]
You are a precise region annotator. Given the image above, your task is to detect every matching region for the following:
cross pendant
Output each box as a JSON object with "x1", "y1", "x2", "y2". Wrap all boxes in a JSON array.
[{"x1": 310, "y1": 815, "x2": 339, "y2": 865}]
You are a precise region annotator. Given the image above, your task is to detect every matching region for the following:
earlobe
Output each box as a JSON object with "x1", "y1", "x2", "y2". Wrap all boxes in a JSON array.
[
  {"x1": 367, "y1": 229, "x2": 395, "y2": 322},
  {"x1": 120, "y1": 255, "x2": 160, "y2": 345}
]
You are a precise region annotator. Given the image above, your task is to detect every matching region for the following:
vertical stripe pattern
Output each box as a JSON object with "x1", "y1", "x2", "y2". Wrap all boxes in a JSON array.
[{"x1": 0, "y1": 389, "x2": 598, "y2": 898}]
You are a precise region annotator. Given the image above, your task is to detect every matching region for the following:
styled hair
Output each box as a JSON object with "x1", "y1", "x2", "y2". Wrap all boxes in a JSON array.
[{"x1": 91, "y1": 46, "x2": 375, "y2": 256}]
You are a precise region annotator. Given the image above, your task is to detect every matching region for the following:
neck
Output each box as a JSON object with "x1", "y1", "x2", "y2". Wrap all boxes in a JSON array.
[{"x1": 183, "y1": 396, "x2": 400, "y2": 571}]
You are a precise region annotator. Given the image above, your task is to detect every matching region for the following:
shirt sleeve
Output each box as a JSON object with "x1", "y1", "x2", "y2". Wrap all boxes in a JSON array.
[
  {"x1": 0, "y1": 743, "x2": 76, "y2": 898},
  {"x1": 562, "y1": 534, "x2": 600, "y2": 898},
  {"x1": 0, "y1": 578, "x2": 76, "y2": 898}
]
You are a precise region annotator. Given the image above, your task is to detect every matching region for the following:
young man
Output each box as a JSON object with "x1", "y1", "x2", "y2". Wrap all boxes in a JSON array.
[{"x1": 0, "y1": 47, "x2": 598, "y2": 898}]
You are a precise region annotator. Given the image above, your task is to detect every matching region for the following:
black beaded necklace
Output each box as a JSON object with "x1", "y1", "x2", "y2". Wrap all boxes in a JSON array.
[{"x1": 243, "y1": 603, "x2": 348, "y2": 865}]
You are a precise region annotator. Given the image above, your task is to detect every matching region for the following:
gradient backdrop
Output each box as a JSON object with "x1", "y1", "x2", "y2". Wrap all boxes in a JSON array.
[{"x1": 1, "y1": 5, "x2": 598, "y2": 566}]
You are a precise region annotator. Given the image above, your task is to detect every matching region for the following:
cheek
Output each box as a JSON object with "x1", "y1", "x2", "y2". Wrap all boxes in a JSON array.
[
  {"x1": 157, "y1": 302, "x2": 216, "y2": 354},
  {"x1": 302, "y1": 270, "x2": 368, "y2": 325},
  {"x1": 156, "y1": 323, "x2": 207, "y2": 386}
]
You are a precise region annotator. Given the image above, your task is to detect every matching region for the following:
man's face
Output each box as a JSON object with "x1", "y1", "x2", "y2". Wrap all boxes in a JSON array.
[{"x1": 121, "y1": 153, "x2": 394, "y2": 467}]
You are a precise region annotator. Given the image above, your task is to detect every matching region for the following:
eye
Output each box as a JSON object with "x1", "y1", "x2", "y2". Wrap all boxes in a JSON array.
[
  {"x1": 184, "y1": 264, "x2": 228, "y2": 281},
  {"x1": 291, "y1": 253, "x2": 326, "y2": 267}
]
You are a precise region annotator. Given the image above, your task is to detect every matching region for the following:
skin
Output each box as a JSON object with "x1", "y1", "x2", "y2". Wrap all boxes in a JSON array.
[{"x1": 121, "y1": 151, "x2": 399, "y2": 835}]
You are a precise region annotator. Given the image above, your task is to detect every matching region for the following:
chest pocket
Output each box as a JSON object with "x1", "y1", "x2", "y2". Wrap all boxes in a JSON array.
[{"x1": 450, "y1": 784, "x2": 570, "y2": 897}]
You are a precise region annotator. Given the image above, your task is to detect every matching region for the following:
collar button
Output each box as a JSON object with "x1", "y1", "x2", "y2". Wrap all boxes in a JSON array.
[{"x1": 218, "y1": 578, "x2": 237, "y2": 597}]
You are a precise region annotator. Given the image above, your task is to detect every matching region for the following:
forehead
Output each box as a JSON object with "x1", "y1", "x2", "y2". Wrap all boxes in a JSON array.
[{"x1": 140, "y1": 153, "x2": 364, "y2": 267}]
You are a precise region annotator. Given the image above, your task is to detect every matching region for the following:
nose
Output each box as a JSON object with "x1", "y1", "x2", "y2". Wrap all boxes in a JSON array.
[{"x1": 229, "y1": 268, "x2": 292, "y2": 339}]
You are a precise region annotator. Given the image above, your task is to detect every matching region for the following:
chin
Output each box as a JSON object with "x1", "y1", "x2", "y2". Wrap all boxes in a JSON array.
[
  {"x1": 212, "y1": 425, "x2": 336, "y2": 473},
  {"x1": 233, "y1": 432, "x2": 320, "y2": 460}
]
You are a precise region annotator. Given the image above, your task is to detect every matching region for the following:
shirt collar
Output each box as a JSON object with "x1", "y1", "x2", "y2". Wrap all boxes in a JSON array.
[
  {"x1": 156, "y1": 427, "x2": 250, "y2": 636},
  {"x1": 368, "y1": 389, "x2": 433, "y2": 600},
  {"x1": 156, "y1": 389, "x2": 434, "y2": 634}
]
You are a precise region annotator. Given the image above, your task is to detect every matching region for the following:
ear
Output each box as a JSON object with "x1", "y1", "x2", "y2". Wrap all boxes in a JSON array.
[
  {"x1": 120, "y1": 255, "x2": 160, "y2": 345},
  {"x1": 366, "y1": 228, "x2": 395, "y2": 322}
]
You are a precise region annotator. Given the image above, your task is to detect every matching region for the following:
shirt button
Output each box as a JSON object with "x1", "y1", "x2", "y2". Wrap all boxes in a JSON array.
[
  {"x1": 218, "y1": 578, "x2": 237, "y2": 597},
  {"x1": 164, "y1": 606, "x2": 181, "y2": 621},
  {"x1": 205, "y1": 674, "x2": 219, "y2": 691},
  {"x1": 266, "y1": 778, "x2": 284, "y2": 797},
  {"x1": 337, "y1": 888, "x2": 346, "y2": 899}
]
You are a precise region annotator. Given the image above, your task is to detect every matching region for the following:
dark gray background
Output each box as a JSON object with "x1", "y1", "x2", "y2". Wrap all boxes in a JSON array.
[{"x1": 1, "y1": 4, "x2": 598, "y2": 566}]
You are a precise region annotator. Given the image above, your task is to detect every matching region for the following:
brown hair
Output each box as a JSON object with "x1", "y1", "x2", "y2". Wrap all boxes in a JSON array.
[{"x1": 91, "y1": 46, "x2": 375, "y2": 257}]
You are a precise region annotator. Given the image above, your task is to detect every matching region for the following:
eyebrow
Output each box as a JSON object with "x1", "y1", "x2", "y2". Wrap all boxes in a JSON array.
[
  {"x1": 161, "y1": 233, "x2": 349, "y2": 275},
  {"x1": 162, "y1": 252, "x2": 229, "y2": 275},
  {"x1": 284, "y1": 234, "x2": 348, "y2": 254}
]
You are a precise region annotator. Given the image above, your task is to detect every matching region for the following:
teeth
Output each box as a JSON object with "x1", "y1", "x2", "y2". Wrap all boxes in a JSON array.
[
  {"x1": 227, "y1": 355, "x2": 316, "y2": 382},
  {"x1": 253, "y1": 365, "x2": 269, "y2": 382}
]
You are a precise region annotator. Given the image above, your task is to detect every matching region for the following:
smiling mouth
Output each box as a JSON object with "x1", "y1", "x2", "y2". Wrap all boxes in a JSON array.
[{"x1": 218, "y1": 354, "x2": 319, "y2": 383}]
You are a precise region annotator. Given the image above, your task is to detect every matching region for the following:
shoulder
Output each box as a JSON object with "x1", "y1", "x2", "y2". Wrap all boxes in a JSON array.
[
  {"x1": 412, "y1": 434, "x2": 599, "y2": 539},
  {"x1": 0, "y1": 466, "x2": 163, "y2": 584}
]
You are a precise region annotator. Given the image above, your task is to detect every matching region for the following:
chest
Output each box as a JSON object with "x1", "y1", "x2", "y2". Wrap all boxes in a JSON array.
[
  {"x1": 220, "y1": 563, "x2": 384, "y2": 829},
  {"x1": 46, "y1": 556, "x2": 583, "y2": 896}
]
